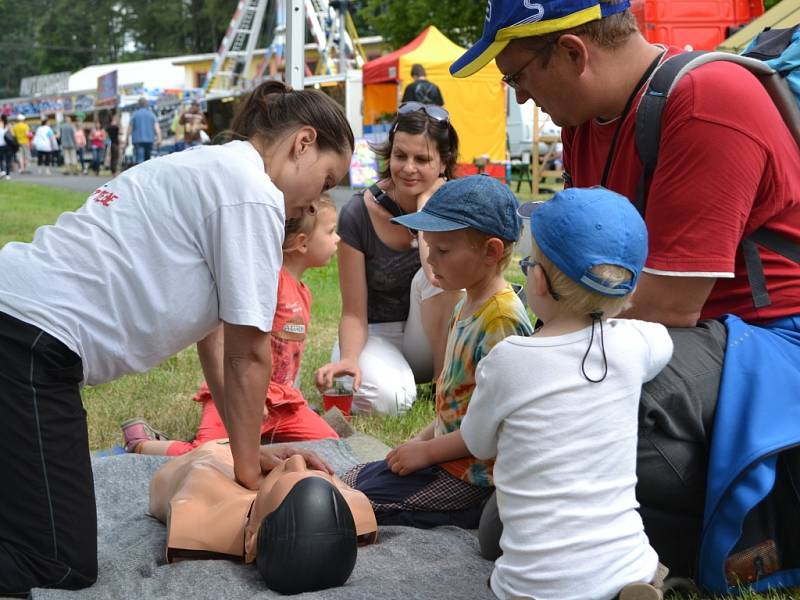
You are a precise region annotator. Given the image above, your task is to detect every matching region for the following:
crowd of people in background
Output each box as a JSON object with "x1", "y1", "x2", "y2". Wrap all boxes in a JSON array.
[{"x1": 0, "y1": 98, "x2": 207, "y2": 180}]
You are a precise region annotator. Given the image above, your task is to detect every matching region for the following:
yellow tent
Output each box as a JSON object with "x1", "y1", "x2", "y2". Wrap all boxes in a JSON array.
[
  {"x1": 717, "y1": 0, "x2": 800, "y2": 53},
  {"x1": 363, "y1": 26, "x2": 506, "y2": 167}
]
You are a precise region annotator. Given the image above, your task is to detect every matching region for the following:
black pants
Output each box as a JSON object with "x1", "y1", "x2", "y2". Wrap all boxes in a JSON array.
[
  {"x1": 0, "y1": 312, "x2": 97, "y2": 596},
  {"x1": 478, "y1": 320, "x2": 726, "y2": 578}
]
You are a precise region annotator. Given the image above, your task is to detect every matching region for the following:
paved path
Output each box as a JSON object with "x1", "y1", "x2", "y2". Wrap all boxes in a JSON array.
[
  {"x1": 8, "y1": 171, "x2": 110, "y2": 195},
  {"x1": 10, "y1": 170, "x2": 357, "y2": 210},
  {"x1": 8, "y1": 170, "x2": 533, "y2": 251}
]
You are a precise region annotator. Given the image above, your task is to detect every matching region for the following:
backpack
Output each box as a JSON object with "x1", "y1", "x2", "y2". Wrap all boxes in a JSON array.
[
  {"x1": 411, "y1": 80, "x2": 440, "y2": 105},
  {"x1": 635, "y1": 25, "x2": 800, "y2": 311},
  {"x1": 3, "y1": 127, "x2": 19, "y2": 153},
  {"x1": 634, "y1": 26, "x2": 800, "y2": 594}
]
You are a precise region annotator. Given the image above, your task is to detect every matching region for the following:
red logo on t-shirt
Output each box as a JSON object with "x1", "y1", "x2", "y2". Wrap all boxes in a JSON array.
[{"x1": 91, "y1": 188, "x2": 118, "y2": 207}]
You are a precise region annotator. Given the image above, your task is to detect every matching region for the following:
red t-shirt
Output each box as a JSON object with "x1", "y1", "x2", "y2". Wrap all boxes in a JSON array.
[
  {"x1": 266, "y1": 267, "x2": 311, "y2": 407},
  {"x1": 562, "y1": 48, "x2": 800, "y2": 323},
  {"x1": 194, "y1": 267, "x2": 311, "y2": 407}
]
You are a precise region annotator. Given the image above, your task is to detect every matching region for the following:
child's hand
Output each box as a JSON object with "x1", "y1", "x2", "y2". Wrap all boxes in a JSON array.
[
  {"x1": 416, "y1": 177, "x2": 446, "y2": 211},
  {"x1": 386, "y1": 441, "x2": 434, "y2": 476},
  {"x1": 315, "y1": 358, "x2": 361, "y2": 392}
]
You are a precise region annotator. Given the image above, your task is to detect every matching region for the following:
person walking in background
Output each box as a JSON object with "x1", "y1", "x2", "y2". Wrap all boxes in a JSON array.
[
  {"x1": 32, "y1": 116, "x2": 57, "y2": 175},
  {"x1": 179, "y1": 100, "x2": 208, "y2": 149},
  {"x1": 74, "y1": 122, "x2": 88, "y2": 175},
  {"x1": 105, "y1": 114, "x2": 120, "y2": 176},
  {"x1": 401, "y1": 64, "x2": 445, "y2": 106},
  {"x1": 89, "y1": 122, "x2": 106, "y2": 176},
  {"x1": 0, "y1": 115, "x2": 15, "y2": 179},
  {"x1": 59, "y1": 115, "x2": 79, "y2": 175},
  {"x1": 12, "y1": 114, "x2": 31, "y2": 174},
  {"x1": 128, "y1": 97, "x2": 161, "y2": 164}
]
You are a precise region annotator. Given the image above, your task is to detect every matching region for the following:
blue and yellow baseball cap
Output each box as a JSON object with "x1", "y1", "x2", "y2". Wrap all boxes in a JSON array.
[{"x1": 450, "y1": 0, "x2": 631, "y2": 78}]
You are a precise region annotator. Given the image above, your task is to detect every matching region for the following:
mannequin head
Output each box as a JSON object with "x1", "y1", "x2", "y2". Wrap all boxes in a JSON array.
[
  {"x1": 247, "y1": 454, "x2": 378, "y2": 593},
  {"x1": 256, "y1": 477, "x2": 357, "y2": 594}
]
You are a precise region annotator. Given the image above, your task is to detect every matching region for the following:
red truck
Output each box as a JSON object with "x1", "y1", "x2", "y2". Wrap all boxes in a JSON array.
[{"x1": 631, "y1": 0, "x2": 765, "y2": 50}]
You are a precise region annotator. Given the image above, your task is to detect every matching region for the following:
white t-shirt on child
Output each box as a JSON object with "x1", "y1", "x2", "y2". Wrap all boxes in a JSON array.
[
  {"x1": 461, "y1": 318, "x2": 673, "y2": 600},
  {"x1": 0, "y1": 140, "x2": 284, "y2": 385}
]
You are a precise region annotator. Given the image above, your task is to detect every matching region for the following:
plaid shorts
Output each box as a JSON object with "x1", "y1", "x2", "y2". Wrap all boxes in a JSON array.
[{"x1": 341, "y1": 460, "x2": 493, "y2": 513}]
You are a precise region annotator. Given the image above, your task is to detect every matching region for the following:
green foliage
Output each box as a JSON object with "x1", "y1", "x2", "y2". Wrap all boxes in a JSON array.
[
  {"x1": 357, "y1": 0, "x2": 485, "y2": 49},
  {"x1": 0, "y1": 0, "x2": 240, "y2": 98},
  {"x1": 764, "y1": 0, "x2": 783, "y2": 10}
]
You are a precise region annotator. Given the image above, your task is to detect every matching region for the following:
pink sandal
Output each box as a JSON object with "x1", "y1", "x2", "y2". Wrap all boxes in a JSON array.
[{"x1": 121, "y1": 418, "x2": 170, "y2": 453}]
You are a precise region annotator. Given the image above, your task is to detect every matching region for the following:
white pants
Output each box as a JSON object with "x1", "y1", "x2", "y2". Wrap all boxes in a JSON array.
[{"x1": 332, "y1": 269, "x2": 441, "y2": 415}]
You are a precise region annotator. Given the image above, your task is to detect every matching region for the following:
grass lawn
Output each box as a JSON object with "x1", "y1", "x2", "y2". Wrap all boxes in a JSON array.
[{"x1": 0, "y1": 181, "x2": 793, "y2": 600}]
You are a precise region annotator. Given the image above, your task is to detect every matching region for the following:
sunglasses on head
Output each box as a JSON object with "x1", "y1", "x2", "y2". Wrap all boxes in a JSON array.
[{"x1": 397, "y1": 102, "x2": 450, "y2": 123}]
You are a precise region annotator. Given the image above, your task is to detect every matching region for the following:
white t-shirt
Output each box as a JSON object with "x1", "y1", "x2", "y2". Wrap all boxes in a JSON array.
[
  {"x1": 461, "y1": 319, "x2": 673, "y2": 600},
  {"x1": 32, "y1": 125, "x2": 55, "y2": 152},
  {"x1": 0, "y1": 141, "x2": 284, "y2": 385}
]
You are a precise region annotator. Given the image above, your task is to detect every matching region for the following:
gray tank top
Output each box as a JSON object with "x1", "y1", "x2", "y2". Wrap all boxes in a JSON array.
[{"x1": 338, "y1": 192, "x2": 421, "y2": 324}]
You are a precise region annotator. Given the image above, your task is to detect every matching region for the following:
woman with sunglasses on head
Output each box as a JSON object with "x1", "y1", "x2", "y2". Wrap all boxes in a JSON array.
[
  {"x1": 0, "y1": 80, "x2": 353, "y2": 596},
  {"x1": 316, "y1": 103, "x2": 462, "y2": 415}
]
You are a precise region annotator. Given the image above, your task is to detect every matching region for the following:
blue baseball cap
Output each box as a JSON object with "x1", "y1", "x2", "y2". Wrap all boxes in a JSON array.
[
  {"x1": 518, "y1": 187, "x2": 647, "y2": 297},
  {"x1": 392, "y1": 175, "x2": 522, "y2": 241},
  {"x1": 451, "y1": 0, "x2": 631, "y2": 78}
]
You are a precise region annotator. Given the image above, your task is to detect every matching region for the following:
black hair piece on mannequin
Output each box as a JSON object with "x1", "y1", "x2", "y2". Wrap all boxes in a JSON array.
[
  {"x1": 581, "y1": 312, "x2": 608, "y2": 383},
  {"x1": 256, "y1": 477, "x2": 358, "y2": 594}
]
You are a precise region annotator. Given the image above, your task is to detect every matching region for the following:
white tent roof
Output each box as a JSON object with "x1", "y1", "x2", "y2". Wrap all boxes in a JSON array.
[{"x1": 68, "y1": 56, "x2": 186, "y2": 92}]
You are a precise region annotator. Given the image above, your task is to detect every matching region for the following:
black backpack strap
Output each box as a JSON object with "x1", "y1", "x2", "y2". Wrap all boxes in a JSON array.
[
  {"x1": 634, "y1": 48, "x2": 800, "y2": 311},
  {"x1": 634, "y1": 51, "x2": 705, "y2": 216},
  {"x1": 743, "y1": 227, "x2": 800, "y2": 309},
  {"x1": 368, "y1": 183, "x2": 404, "y2": 219}
]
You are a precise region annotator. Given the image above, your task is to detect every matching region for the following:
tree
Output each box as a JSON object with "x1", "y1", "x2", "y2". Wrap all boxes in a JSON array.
[{"x1": 357, "y1": 0, "x2": 485, "y2": 49}]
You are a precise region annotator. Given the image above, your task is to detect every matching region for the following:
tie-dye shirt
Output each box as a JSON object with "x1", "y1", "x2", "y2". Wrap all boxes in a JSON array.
[{"x1": 435, "y1": 286, "x2": 534, "y2": 486}]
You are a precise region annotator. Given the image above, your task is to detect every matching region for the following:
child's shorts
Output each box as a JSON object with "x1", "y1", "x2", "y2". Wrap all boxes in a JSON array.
[{"x1": 341, "y1": 459, "x2": 493, "y2": 529}]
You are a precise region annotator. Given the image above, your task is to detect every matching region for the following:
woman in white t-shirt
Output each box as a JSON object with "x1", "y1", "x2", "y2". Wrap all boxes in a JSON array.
[
  {"x1": 32, "y1": 116, "x2": 58, "y2": 175},
  {"x1": 0, "y1": 80, "x2": 353, "y2": 595}
]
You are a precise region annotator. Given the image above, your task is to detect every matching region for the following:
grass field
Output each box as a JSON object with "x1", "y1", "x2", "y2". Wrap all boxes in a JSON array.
[{"x1": 0, "y1": 181, "x2": 793, "y2": 600}]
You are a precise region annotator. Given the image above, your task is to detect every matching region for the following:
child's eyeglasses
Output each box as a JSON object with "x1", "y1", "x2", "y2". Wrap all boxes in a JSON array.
[
  {"x1": 397, "y1": 102, "x2": 450, "y2": 123},
  {"x1": 519, "y1": 256, "x2": 560, "y2": 301}
]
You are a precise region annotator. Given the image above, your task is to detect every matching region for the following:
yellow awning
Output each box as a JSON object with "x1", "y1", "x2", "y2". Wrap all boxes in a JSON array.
[{"x1": 717, "y1": 0, "x2": 800, "y2": 54}]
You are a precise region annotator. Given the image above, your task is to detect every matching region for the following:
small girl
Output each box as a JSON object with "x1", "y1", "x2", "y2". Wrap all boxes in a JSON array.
[{"x1": 122, "y1": 196, "x2": 341, "y2": 455}]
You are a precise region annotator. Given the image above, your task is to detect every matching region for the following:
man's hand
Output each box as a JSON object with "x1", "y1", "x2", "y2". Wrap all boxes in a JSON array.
[
  {"x1": 259, "y1": 445, "x2": 334, "y2": 475},
  {"x1": 386, "y1": 440, "x2": 434, "y2": 476}
]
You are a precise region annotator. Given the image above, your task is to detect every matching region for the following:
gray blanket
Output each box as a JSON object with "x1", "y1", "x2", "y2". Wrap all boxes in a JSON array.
[{"x1": 31, "y1": 439, "x2": 495, "y2": 599}]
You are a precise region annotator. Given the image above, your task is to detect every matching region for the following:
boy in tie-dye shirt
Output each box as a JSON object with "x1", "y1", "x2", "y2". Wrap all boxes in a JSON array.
[{"x1": 341, "y1": 176, "x2": 533, "y2": 528}]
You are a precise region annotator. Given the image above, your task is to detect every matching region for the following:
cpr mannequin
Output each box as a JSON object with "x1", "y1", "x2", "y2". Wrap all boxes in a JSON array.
[{"x1": 149, "y1": 441, "x2": 378, "y2": 593}]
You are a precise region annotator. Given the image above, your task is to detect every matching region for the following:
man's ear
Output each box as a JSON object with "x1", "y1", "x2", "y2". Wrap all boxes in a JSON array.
[
  {"x1": 484, "y1": 237, "x2": 506, "y2": 265},
  {"x1": 293, "y1": 126, "x2": 318, "y2": 160},
  {"x1": 556, "y1": 33, "x2": 589, "y2": 74}
]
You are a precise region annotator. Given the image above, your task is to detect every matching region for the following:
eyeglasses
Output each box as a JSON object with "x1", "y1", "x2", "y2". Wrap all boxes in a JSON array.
[
  {"x1": 519, "y1": 256, "x2": 560, "y2": 300},
  {"x1": 501, "y1": 55, "x2": 538, "y2": 91},
  {"x1": 397, "y1": 102, "x2": 450, "y2": 123}
]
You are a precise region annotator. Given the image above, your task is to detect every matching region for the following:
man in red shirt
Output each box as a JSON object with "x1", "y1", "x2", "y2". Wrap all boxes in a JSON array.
[{"x1": 450, "y1": 0, "x2": 800, "y2": 581}]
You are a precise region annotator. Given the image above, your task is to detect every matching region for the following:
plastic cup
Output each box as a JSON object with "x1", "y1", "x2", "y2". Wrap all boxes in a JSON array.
[{"x1": 322, "y1": 390, "x2": 354, "y2": 420}]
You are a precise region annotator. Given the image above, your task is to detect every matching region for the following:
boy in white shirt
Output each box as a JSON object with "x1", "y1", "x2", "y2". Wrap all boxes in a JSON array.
[{"x1": 460, "y1": 187, "x2": 674, "y2": 600}]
